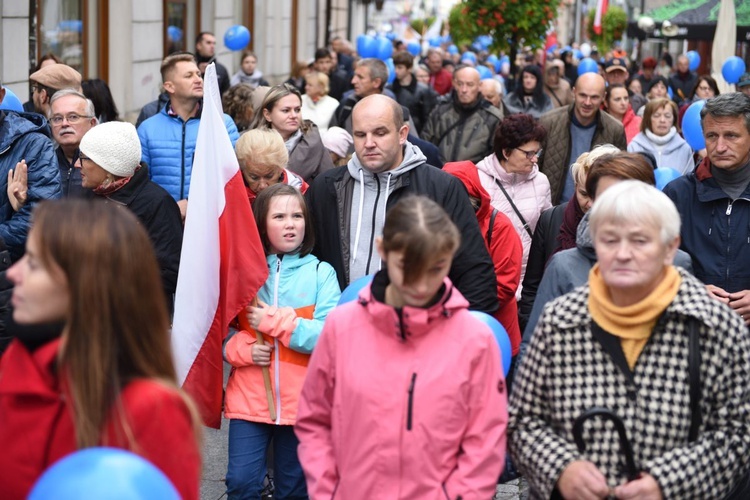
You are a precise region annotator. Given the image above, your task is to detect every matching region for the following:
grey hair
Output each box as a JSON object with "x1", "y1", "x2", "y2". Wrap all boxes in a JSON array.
[
  {"x1": 701, "y1": 92, "x2": 750, "y2": 134},
  {"x1": 427, "y1": 48, "x2": 444, "y2": 59},
  {"x1": 481, "y1": 78, "x2": 503, "y2": 95},
  {"x1": 49, "y1": 88, "x2": 96, "y2": 119},
  {"x1": 356, "y1": 58, "x2": 389, "y2": 90},
  {"x1": 589, "y1": 180, "x2": 681, "y2": 246}
]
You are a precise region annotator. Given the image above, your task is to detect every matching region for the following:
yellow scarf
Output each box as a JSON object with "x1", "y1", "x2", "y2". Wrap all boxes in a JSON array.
[{"x1": 588, "y1": 264, "x2": 681, "y2": 370}]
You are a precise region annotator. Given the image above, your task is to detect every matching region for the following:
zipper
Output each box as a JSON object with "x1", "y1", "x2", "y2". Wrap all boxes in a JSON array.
[
  {"x1": 396, "y1": 308, "x2": 406, "y2": 341},
  {"x1": 273, "y1": 256, "x2": 282, "y2": 424},
  {"x1": 180, "y1": 120, "x2": 187, "y2": 199},
  {"x1": 406, "y1": 373, "x2": 417, "y2": 431},
  {"x1": 364, "y1": 174, "x2": 381, "y2": 274}
]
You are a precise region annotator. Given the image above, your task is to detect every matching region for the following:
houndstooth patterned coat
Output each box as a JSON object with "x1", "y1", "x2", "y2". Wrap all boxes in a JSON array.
[{"x1": 509, "y1": 268, "x2": 750, "y2": 499}]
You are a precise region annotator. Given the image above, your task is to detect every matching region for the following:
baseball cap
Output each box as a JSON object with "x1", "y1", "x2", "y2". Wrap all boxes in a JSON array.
[
  {"x1": 29, "y1": 64, "x2": 82, "y2": 91},
  {"x1": 738, "y1": 73, "x2": 750, "y2": 89},
  {"x1": 605, "y1": 57, "x2": 628, "y2": 73}
]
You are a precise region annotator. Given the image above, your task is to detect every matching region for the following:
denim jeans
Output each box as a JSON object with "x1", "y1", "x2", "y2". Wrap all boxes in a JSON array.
[{"x1": 226, "y1": 419, "x2": 308, "y2": 500}]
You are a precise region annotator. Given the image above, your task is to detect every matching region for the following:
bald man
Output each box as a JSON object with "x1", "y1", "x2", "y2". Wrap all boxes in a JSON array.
[
  {"x1": 538, "y1": 73, "x2": 627, "y2": 204},
  {"x1": 422, "y1": 65, "x2": 503, "y2": 163},
  {"x1": 306, "y1": 94, "x2": 498, "y2": 314}
]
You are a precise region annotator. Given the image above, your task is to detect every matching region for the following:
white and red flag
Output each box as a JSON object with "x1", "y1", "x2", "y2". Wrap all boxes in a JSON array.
[
  {"x1": 171, "y1": 63, "x2": 268, "y2": 428},
  {"x1": 593, "y1": 0, "x2": 609, "y2": 35}
]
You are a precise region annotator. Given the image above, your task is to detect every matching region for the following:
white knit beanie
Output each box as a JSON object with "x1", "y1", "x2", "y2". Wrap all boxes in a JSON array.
[{"x1": 79, "y1": 122, "x2": 141, "y2": 178}]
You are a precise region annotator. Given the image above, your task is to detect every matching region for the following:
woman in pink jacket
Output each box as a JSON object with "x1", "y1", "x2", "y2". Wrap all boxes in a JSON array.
[{"x1": 295, "y1": 195, "x2": 508, "y2": 500}]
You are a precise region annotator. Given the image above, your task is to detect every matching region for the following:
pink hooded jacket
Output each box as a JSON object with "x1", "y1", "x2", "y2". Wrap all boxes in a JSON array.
[{"x1": 295, "y1": 273, "x2": 508, "y2": 500}]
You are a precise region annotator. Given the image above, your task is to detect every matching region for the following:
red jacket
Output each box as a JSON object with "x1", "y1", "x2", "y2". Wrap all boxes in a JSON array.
[
  {"x1": 429, "y1": 68, "x2": 453, "y2": 95},
  {"x1": 622, "y1": 105, "x2": 642, "y2": 145},
  {"x1": 296, "y1": 275, "x2": 507, "y2": 500},
  {"x1": 0, "y1": 339, "x2": 201, "y2": 500},
  {"x1": 444, "y1": 161, "x2": 523, "y2": 355}
]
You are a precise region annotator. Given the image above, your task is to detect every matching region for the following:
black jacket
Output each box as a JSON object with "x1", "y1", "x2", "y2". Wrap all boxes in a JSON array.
[
  {"x1": 55, "y1": 147, "x2": 87, "y2": 198},
  {"x1": 306, "y1": 162, "x2": 499, "y2": 315},
  {"x1": 100, "y1": 164, "x2": 183, "y2": 309},
  {"x1": 388, "y1": 78, "x2": 437, "y2": 134},
  {"x1": 517, "y1": 203, "x2": 565, "y2": 331},
  {"x1": 136, "y1": 92, "x2": 170, "y2": 129}
]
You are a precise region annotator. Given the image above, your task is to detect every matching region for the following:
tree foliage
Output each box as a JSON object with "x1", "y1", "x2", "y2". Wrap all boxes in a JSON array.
[
  {"x1": 586, "y1": 6, "x2": 627, "y2": 52},
  {"x1": 410, "y1": 17, "x2": 437, "y2": 37},
  {"x1": 447, "y1": 0, "x2": 557, "y2": 54}
]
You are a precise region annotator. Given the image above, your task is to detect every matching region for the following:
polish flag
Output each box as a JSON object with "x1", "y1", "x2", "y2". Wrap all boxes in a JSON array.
[
  {"x1": 593, "y1": 0, "x2": 608, "y2": 35},
  {"x1": 171, "y1": 63, "x2": 268, "y2": 428}
]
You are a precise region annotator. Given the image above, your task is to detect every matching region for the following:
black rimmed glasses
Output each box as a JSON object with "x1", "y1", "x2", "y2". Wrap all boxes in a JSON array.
[{"x1": 515, "y1": 147, "x2": 543, "y2": 159}]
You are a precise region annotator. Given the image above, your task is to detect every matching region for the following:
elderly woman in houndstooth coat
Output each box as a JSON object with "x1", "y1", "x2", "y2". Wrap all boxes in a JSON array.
[{"x1": 509, "y1": 180, "x2": 750, "y2": 500}]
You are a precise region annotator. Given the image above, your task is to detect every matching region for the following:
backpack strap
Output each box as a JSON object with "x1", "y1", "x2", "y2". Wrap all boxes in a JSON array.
[{"x1": 494, "y1": 179, "x2": 533, "y2": 238}]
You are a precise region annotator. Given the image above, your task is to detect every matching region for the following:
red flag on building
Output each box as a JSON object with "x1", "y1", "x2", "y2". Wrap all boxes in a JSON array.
[{"x1": 171, "y1": 63, "x2": 268, "y2": 428}]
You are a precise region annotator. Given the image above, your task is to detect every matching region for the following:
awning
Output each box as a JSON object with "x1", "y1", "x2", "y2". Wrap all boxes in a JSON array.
[{"x1": 627, "y1": 0, "x2": 750, "y2": 41}]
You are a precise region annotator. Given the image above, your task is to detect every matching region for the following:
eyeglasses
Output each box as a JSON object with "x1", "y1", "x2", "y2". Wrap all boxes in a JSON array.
[
  {"x1": 77, "y1": 154, "x2": 91, "y2": 168},
  {"x1": 50, "y1": 113, "x2": 94, "y2": 125},
  {"x1": 515, "y1": 147, "x2": 543, "y2": 159}
]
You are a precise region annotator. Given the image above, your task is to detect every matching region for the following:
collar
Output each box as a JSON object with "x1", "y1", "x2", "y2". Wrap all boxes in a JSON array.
[
  {"x1": 166, "y1": 100, "x2": 202, "y2": 120},
  {"x1": 570, "y1": 109, "x2": 598, "y2": 129}
]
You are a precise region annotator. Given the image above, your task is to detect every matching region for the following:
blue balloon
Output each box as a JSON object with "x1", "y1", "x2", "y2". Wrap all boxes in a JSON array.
[
  {"x1": 722, "y1": 56, "x2": 747, "y2": 84},
  {"x1": 428, "y1": 37, "x2": 442, "y2": 47},
  {"x1": 461, "y1": 51, "x2": 477, "y2": 64},
  {"x1": 357, "y1": 34, "x2": 377, "y2": 58},
  {"x1": 486, "y1": 54, "x2": 499, "y2": 66},
  {"x1": 167, "y1": 25, "x2": 182, "y2": 42},
  {"x1": 224, "y1": 25, "x2": 250, "y2": 51},
  {"x1": 0, "y1": 88, "x2": 24, "y2": 112},
  {"x1": 477, "y1": 65, "x2": 493, "y2": 80},
  {"x1": 376, "y1": 37, "x2": 393, "y2": 60},
  {"x1": 442, "y1": 35, "x2": 452, "y2": 43},
  {"x1": 686, "y1": 50, "x2": 700, "y2": 72},
  {"x1": 337, "y1": 274, "x2": 374, "y2": 305},
  {"x1": 385, "y1": 57, "x2": 396, "y2": 84},
  {"x1": 407, "y1": 41, "x2": 421, "y2": 56},
  {"x1": 385, "y1": 32, "x2": 396, "y2": 41},
  {"x1": 667, "y1": 85, "x2": 674, "y2": 99},
  {"x1": 30, "y1": 448, "x2": 180, "y2": 500},
  {"x1": 682, "y1": 99, "x2": 706, "y2": 151},
  {"x1": 468, "y1": 311, "x2": 512, "y2": 377},
  {"x1": 573, "y1": 49, "x2": 583, "y2": 60},
  {"x1": 654, "y1": 167, "x2": 682, "y2": 190},
  {"x1": 577, "y1": 57, "x2": 598, "y2": 76},
  {"x1": 447, "y1": 44, "x2": 459, "y2": 55}
]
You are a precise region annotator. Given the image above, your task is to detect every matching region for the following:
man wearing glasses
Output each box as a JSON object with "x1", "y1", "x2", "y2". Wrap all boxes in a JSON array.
[
  {"x1": 0, "y1": 81, "x2": 61, "y2": 261},
  {"x1": 28, "y1": 64, "x2": 82, "y2": 117},
  {"x1": 48, "y1": 89, "x2": 97, "y2": 197},
  {"x1": 539, "y1": 72, "x2": 626, "y2": 205}
]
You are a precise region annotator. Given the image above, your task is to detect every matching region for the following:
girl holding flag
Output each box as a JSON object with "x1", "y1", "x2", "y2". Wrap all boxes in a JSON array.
[{"x1": 223, "y1": 183, "x2": 340, "y2": 499}]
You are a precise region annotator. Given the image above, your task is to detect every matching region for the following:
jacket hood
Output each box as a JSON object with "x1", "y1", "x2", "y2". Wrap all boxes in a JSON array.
[
  {"x1": 575, "y1": 212, "x2": 597, "y2": 261},
  {"x1": 357, "y1": 270, "x2": 470, "y2": 340},
  {"x1": 475, "y1": 152, "x2": 539, "y2": 185},
  {"x1": 443, "y1": 161, "x2": 491, "y2": 228},
  {"x1": 0, "y1": 111, "x2": 49, "y2": 152}
]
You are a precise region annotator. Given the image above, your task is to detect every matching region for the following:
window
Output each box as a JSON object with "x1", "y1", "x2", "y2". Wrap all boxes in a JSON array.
[
  {"x1": 164, "y1": 0, "x2": 188, "y2": 55},
  {"x1": 34, "y1": 0, "x2": 84, "y2": 73}
]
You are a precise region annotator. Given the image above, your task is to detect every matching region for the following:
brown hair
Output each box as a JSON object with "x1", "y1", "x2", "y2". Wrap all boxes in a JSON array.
[
  {"x1": 31, "y1": 199, "x2": 200, "y2": 448},
  {"x1": 585, "y1": 153, "x2": 656, "y2": 200},
  {"x1": 249, "y1": 83, "x2": 309, "y2": 134},
  {"x1": 381, "y1": 195, "x2": 460, "y2": 285},
  {"x1": 222, "y1": 83, "x2": 256, "y2": 132},
  {"x1": 252, "y1": 183, "x2": 314, "y2": 256},
  {"x1": 160, "y1": 52, "x2": 198, "y2": 83},
  {"x1": 641, "y1": 97, "x2": 680, "y2": 133},
  {"x1": 393, "y1": 50, "x2": 414, "y2": 68}
]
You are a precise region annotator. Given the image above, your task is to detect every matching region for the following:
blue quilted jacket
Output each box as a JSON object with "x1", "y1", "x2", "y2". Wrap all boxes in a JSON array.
[
  {"x1": 0, "y1": 111, "x2": 61, "y2": 260},
  {"x1": 137, "y1": 104, "x2": 239, "y2": 200}
]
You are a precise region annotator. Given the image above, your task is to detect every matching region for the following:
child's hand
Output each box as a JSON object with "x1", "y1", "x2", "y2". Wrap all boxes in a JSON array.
[
  {"x1": 247, "y1": 300, "x2": 270, "y2": 330},
  {"x1": 252, "y1": 344, "x2": 273, "y2": 366}
]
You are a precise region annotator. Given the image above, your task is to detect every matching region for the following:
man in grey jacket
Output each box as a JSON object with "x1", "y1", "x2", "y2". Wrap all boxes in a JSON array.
[{"x1": 422, "y1": 66, "x2": 503, "y2": 164}]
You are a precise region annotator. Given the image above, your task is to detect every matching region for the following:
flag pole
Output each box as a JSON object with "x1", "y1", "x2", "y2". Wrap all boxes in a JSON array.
[{"x1": 239, "y1": 299, "x2": 277, "y2": 421}]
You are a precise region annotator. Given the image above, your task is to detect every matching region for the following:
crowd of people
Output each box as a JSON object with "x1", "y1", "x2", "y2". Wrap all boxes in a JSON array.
[{"x1": 0, "y1": 29, "x2": 749, "y2": 500}]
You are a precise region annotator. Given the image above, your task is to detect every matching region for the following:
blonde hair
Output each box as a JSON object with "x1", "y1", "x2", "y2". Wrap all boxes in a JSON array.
[
  {"x1": 571, "y1": 144, "x2": 621, "y2": 186},
  {"x1": 236, "y1": 129, "x2": 288, "y2": 169},
  {"x1": 305, "y1": 71, "x2": 330, "y2": 95}
]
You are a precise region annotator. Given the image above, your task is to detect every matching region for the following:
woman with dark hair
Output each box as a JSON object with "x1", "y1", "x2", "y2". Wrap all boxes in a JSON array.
[
  {"x1": 230, "y1": 50, "x2": 270, "y2": 89},
  {"x1": 637, "y1": 75, "x2": 670, "y2": 117},
  {"x1": 502, "y1": 65, "x2": 553, "y2": 119},
  {"x1": 81, "y1": 78, "x2": 120, "y2": 123},
  {"x1": 0, "y1": 199, "x2": 201, "y2": 499},
  {"x1": 628, "y1": 98, "x2": 694, "y2": 174},
  {"x1": 605, "y1": 83, "x2": 641, "y2": 144},
  {"x1": 284, "y1": 60, "x2": 311, "y2": 94},
  {"x1": 678, "y1": 75, "x2": 720, "y2": 125},
  {"x1": 477, "y1": 113, "x2": 551, "y2": 300},
  {"x1": 222, "y1": 83, "x2": 256, "y2": 132},
  {"x1": 250, "y1": 83, "x2": 334, "y2": 183}
]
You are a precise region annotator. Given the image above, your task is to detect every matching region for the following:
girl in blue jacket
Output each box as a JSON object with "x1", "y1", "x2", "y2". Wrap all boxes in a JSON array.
[{"x1": 224, "y1": 183, "x2": 341, "y2": 499}]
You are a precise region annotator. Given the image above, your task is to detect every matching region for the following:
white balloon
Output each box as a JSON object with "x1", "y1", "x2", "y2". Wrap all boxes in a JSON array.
[{"x1": 581, "y1": 43, "x2": 592, "y2": 57}]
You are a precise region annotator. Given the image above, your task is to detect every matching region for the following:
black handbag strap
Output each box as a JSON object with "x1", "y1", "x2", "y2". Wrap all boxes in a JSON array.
[
  {"x1": 487, "y1": 209, "x2": 498, "y2": 248},
  {"x1": 688, "y1": 319, "x2": 701, "y2": 442},
  {"x1": 494, "y1": 179, "x2": 533, "y2": 238}
]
